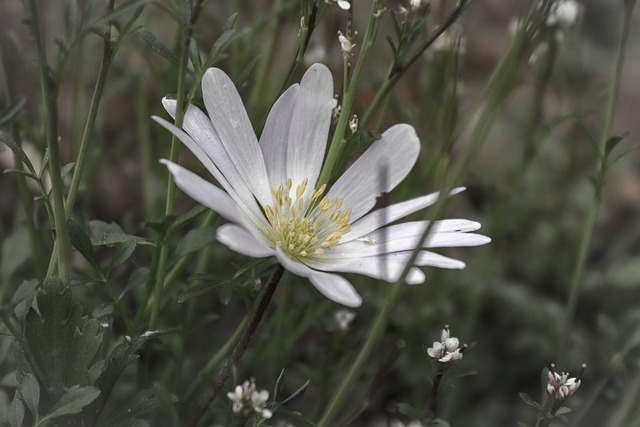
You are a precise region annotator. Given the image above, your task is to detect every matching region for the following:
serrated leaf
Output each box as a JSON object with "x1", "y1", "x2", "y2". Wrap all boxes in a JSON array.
[
  {"x1": 89, "y1": 220, "x2": 144, "y2": 246},
  {"x1": 109, "y1": 240, "x2": 137, "y2": 271},
  {"x1": 97, "y1": 386, "x2": 177, "y2": 427},
  {"x1": 0, "y1": 130, "x2": 36, "y2": 175},
  {"x1": 174, "y1": 226, "x2": 217, "y2": 259},
  {"x1": 40, "y1": 385, "x2": 100, "y2": 422},
  {"x1": 19, "y1": 373, "x2": 40, "y2": 419},
  {"x1": 68, "y1": 219, "x2": 101, "y2": 272},
  {"x1": 138, "y1": 28, "x2": 179, "y2": 65}
]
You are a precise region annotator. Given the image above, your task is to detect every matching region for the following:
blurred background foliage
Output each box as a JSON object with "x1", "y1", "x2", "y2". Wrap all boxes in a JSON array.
[{"x1": 1, "y1": 0, "x2": 639, "y2": 426}]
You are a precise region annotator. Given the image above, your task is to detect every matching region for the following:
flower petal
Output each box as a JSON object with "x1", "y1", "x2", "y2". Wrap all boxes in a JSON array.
[
  {"x1": 161, "y1": 160, "x2": 239, "y2": 223},
  {"x1": 342, "y1": 188, "x2": 466, "y2": 241},
  {"x1": 286, "y1": 63, "x2": 335, "y2": 196},
  {"x1": 259, "y1": 84, "x2": 299, "y2": 189},
  {"x1": 327, "y1": 124, "x2": 420, "y2": 222},
  {"x1": 217, "y1": 224, "x2": 274, "y2": 258},
  {"x1": 275, "y1": 246, "x2": 362, "y2": 306},
  {"x1": 201, "y1": 68, "x2": 272, "y2": 207},
  {"x1": 304, "y1": 254, "x2": 427, "y2": 285}
]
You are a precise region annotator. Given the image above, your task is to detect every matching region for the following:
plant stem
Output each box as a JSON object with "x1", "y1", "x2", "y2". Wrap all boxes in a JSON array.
[
  {"x1": 26, "y1": 0, "x2": 71, "y2": 285},
  {"x1": 187, "y1": 264, "x2": 285, "y2": 427},
  {"x1": 316, "y1": 0, "x2": 384, "y2": 188},
  {"x1": 558, "y1": 0, "x2": 635, "y2": 363}
]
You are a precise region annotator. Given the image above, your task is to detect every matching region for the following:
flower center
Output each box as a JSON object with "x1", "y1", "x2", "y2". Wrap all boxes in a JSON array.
[{"x1": 263, "y1": 178, "x2": 351, "y2": 259}]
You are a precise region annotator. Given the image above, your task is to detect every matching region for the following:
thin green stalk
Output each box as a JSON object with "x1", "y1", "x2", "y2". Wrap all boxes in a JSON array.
[
  {"x1": 316, "y1": 0, "x2": 384, "y2": 188},
  {"x1": 26, "y1": 0, "x2": 71, "y2": 285},
  {"x1": 182, "y1": 314, "x2": 250, "y2": 406},
  {"x1": 360, "y1": 0, "x2": 470, "y2": 129},
  {"x1": 558, "y1": 0, "x2": 635, "y2": 363},
  {"x1": 249, "y1": 0, "x2": 285, "y2": 110},
  {"x1": 0, "y1": 48, "x2": 47, "y2": 279},
  {"x1": 187, "y1": 264, "x2": 285, "y2": 427},
  {"x1": 64, "y1": 3, "x2": 113, "y2": 218}
]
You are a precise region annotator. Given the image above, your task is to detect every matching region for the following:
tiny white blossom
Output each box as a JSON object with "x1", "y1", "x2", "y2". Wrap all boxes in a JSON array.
[
  {"x1": 338, "y1": 31, "x2": 355, "y2": 56},
  {"x1": 227, "y1": 379, "x2": 272, "y2": 419},
  {"x1": 349, "y1": 115, "x2": 358, "y2": 134},
  {"x1": 546, "y1": 364, "x2": 585, "y2": 400},
  {"x1": 427, "y1": 325, "x2": 465, "y2": 363},
  {"x1": 335, "y1": 309, "x2": 356, "y2": 330},
  {"x1": 546, "y1": 0, "x2": 582, "y2": 27},
  {"x1": 337, "y1": 0, "x2": 351, "y2": 10}
]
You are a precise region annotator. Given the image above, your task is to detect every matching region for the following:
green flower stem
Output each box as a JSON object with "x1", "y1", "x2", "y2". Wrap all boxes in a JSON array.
[
  {"x1": 26, "y1": 0, "x2": 71, "y2": 286},
  {"x1": 317, "y1": 0, "x2": 384, "y2": 188},
  {"x1": 187, "y1": 264, "x2": 285, "y2": 427},
  {"x1": 558, "y1": 0, "x2": 636, "y2": 363},
  {"x1": 426, "y1": 366, "x2": 445, "y2": 419},
  {"x1": 249, "y1": 0, "x2": 285, "y2": 111},
  {"x1": 0, "y1": 49, "x2": 47, "y2": 280},
  {"x1": 360, "y1": 0, "x2": 470, "y2": 129},
  {"x1": 64, "y1": 3, "x2": 113, "y2": 220}
]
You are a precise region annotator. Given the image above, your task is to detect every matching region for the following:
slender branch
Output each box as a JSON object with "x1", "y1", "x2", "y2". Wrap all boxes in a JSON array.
[
  {"x1": 26, "y1": 0, "x2": 71, "y2": 285},
  {"x1": 187, "y1": 264, "x2": 285, "y2": 427}
]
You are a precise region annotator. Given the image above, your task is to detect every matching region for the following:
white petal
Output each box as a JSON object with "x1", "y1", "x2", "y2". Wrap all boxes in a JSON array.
[
  {"x1": 327, "y1": 124, "x2": 420, "y2": 222},
  {"x1": 217, "y1": 224, "x2": 274, "y2": 258},
  {"x1": 286, "y1": 63, "x2": 335, "y2": 196},
  {"x1": 161, "y1": 160, "x2": 239, "y2": 224},
  {"x1": 259, "y1": 84, "x2": 299, "y2": 189},
  {"x1": 201, "y1": 68, "x2": 272, "y2": 207},
  {"x1": 304, "y1": 253, "x2": 426, "y2": 284},
  {"x1": 275, "y1": 246, "x2": 362, "y2": 306},
  {"x1": 343, "y1": 188, "x2": 466, "y2": 241},
  {"x1": 153, "y1": 112, "x2": 270, "y2": 236}
]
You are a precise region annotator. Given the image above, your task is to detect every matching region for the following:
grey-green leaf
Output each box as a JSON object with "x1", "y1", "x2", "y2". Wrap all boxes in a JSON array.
[
  {"x1": 19, "y1": 373, "x2": 40, "y2": 419},
  {"x1": 138, "y1": 28, "x2": 179, "y2": 65},
  {"x1": 41, "y1": 385, "x2": 100, "y2": 421}
]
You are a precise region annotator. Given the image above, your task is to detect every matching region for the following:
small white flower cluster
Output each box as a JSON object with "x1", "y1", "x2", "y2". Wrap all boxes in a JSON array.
[
  {"x1": 427, "y1": 325, "x2": 464, "y2": 363},
  {"x1": 227, "y1": 378, "x2": 273, "y2": 419},
  {"x1": 546, "y1": 363, "x2": 585, "y2": 400}
]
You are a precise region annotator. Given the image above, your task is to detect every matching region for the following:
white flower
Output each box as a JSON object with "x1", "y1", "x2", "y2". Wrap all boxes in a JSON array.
[
  {"x1": 427, "y1": 325, "x2": 464, "y2": 363},
  {"x1": 547, "y1": 369, "x2": 581, "y2": 400},
  {"x1": 227, "y1": 379, "x2": 272, "y2": 419},
  {"x1": 335, "y1": 309, "x2": 356, "y2": 330},
  {"x1": 155, "y1": 63, "x2": 490, "y2": 307},
  {"x1": 338, "y1": 31, "x2": 356, "y2": 56},
  {"x1": 336, "y1": 0, "x2": 351, "y2": 10},
  {"x1": 410, "y1": 0, "x2": 424, "y2": 12},
  {"x1": 546, "y1": 0, "x2": 582, "y2": 27}
]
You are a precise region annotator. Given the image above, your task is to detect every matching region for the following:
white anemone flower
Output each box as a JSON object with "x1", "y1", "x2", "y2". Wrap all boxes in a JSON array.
[{"x1": 155, "y1": 63, "x2": 490, "y2": 307}]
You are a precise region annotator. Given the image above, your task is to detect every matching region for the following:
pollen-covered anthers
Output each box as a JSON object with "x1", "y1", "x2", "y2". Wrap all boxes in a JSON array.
[{"x1": 264, "y1": 178, "x2": 352, "y2": 259}]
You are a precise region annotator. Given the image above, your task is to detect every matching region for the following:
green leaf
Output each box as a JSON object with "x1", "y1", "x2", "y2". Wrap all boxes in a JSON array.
[
  {"x1": 109, "y1": 240, "x2": 137, "y2": 271},
  {"x1": 60, "y1": 162, "x2": 76, "y2": 178},
  {"x1": 188, "y1": 38, "x2": 202, "y2": 72},
  {"x1": 519, "y1": 392, "x2": 543, "y2": 411},
  {"x1": 18, "y1": 373, "x2": 40, "y2": 419},
  {"x1": 0, "y1": 96, "x2": 26, "y2": 127},
  {"x1": 167, "y1": 205, "x2": 208, "y2": 234},
  {"x1": 97, "y1": 386, "x2": 177, "y2": 427},
  {"x1": 0, "y1": 129, "x2": 36, "y2": 175},
  {"x1": 604, "y1": 132, "x2": 629, "y2": 159},
  {"x1": 174, "y1": 226, "x2": 217, "y2": 259},
  {"x1": 138, "y1": 28, "x2": 180, "y2": 65},
  {"x1": 89, "y1": 220, "x2": 144, "y2": 246},
  {"x1": 236, "y1": 56, "x2": 260, "y2": 89},
  {"x1": 7, "y1": 395, "x2": 25, "y2": 427},
  {"x1": 280, "y1": 379, "x2": 309, "y2": 406},
  {"x1": 67, "y1": 219, "x2": 101, "y2": 272},
  {"x1": 88, "y1": 0, "x2": 150, "y2": 28},
  {"x1": 2, "y1": 168, "x2": 40, "y2": 181},
  {"x1": 40, "y1": 385, "x2": 100, "y2": 422}
]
